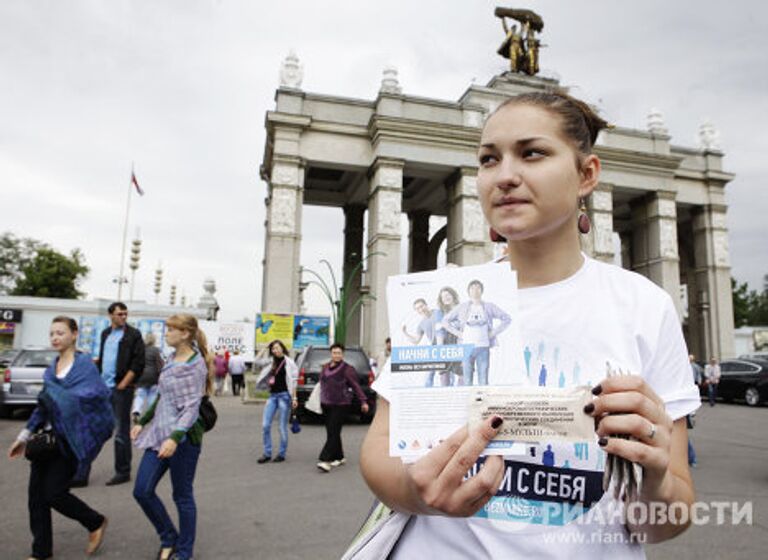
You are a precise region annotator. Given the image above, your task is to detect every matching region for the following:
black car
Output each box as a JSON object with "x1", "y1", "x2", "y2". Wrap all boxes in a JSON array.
[
  {"x1": 700, "y1": 358, "x2": 768, "y2": 406},
  {"x1": 294, "y1": 345, "x2": 377, "y2": 423}
]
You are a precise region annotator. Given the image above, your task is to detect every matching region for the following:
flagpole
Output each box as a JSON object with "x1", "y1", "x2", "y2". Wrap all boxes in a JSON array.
[{"x1": 116, "y1": 163, "x2": 134, "y2": 300}]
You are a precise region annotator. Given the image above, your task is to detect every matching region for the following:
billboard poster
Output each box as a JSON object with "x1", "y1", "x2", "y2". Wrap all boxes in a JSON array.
[
  {"x1": 135, "y1": 319, "x2": 168, "y2": 353},
  {"x1": 255, "y1": 313, "x2": 295, "y2": 350},
  {"x1": 77, "y1": 316, "x2": 111, "y2": 357},
  {"x1": 293, "y1": 315, "x2": 331, "y2": 350},
  {"x1": 199, "y1": 321, "x2": 255, "y2": 356}
]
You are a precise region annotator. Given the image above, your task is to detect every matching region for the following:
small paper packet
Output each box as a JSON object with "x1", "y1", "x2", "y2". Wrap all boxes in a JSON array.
[{"x1": 468, "y1": 386, "x2": 595, "y2": 444}]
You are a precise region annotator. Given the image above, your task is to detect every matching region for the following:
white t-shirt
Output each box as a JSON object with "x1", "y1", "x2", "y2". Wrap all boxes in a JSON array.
[
  {"x1": 463, "y1": 303, "x2": 491, "y2": 347},
  {"x1": 373, "y1": 256, "x2": 700, "y2": 560}
]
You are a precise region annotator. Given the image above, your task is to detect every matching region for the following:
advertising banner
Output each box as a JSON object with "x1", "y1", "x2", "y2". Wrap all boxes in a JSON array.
[
  {"x1": 255, "y1": 313, "x2": 295, "y2": 350},
  {"x1": 293, "y1": 315, "x2": 331, "y2": 350},
  {"x1": 199, "y1": 321, "x2": 255, "y2": 356}
]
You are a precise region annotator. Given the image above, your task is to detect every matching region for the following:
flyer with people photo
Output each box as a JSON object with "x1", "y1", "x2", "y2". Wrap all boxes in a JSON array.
[{"x1": 386, "y1": 262, "x2": 525, "y2": 460}]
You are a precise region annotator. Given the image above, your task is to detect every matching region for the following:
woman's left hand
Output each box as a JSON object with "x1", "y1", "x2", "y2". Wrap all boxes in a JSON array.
[
  {"x1": 292, "y1": 398, "x2": 298, "y2": 410},
  {"x1": 585, "y1": 375, "x2": 674, "y2": 495},
  {"x1": 157, "y1": 438, "x2": 178, "y2": 459}
]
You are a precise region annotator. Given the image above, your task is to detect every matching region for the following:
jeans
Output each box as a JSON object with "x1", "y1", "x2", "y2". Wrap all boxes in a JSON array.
[
  {"x1": 687, "y1": 438, "x2": 697, "y2": 465},
  {"x1": 132, "y1": 385, "x2": 158, "y2": 416},
  {"x1": 112, "y1": 387, "x2": 134, "y2": 477},
  {"x1": 133, "y1": 440, "x2": 201, "y2": 560},
  {"x1": 29, "y1": 444, "x2": 104, "y2": 558},
  {"x1": 462, "y1": 346, "x2": 490, "y2": 385},
  {"x1": 708, "y1": 383, "x2": 718, "y2": 406},
  {"x1": 263, "y1": 391, "x2": 291, "y2": 458},
  {"x1": 424, "y1": 371, "x2": 453, "y2": 387}
]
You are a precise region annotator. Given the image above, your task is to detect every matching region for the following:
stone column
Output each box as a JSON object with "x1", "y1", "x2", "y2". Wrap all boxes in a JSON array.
[
  {"x1": 364, "y1": 158, "x2": 403, "y2": 357},
  {"x1": 261, "y1": 156, "x2": 305, "y2": 313},
  {"x1": 408, "y1": 211, "x2": 430, "y2": 272},
  {"x1": 630, "y1": 191, "x2": 683, "y2": 318},
  {"x1": 692, "y1": 204, "x2": 735, "y2": 359},
  {"x1": 587, "y1": 184, "x2": 615, "y2": 263},
  {"x1": 446, "y1": 167, "x2": 493, "y2": 265},
  {"x1": 342, "y1": 205, "x2": 366, "y2": 347}
]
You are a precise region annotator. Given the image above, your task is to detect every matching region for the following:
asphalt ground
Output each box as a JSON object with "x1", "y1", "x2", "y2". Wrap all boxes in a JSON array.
[{"x1": 0, "y1": 396, "x2": 766, "y2": 559}]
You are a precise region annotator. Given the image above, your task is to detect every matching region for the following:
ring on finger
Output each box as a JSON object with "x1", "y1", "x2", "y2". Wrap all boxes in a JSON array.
[{"x1": 647, "y1": 423, "x2": 657, "y2": 440}]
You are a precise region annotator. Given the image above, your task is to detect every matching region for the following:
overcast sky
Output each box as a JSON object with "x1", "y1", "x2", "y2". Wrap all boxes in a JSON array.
[{"x1": 2, "y1": 0, "x2": 766, "y2": 320}]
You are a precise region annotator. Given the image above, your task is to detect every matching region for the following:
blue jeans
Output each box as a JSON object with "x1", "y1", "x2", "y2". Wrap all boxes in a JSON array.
[
  {"x1": 687, "y1": 438, "x2": 697, "y2": 465},
  {"x1": 708, "y1": 383, "x2": 717, "y2": 406},
  {"x1": 263, "y1": 391, "x2": 291, "y2": 458},
  {"x1": 462, "y1": 347, "x2": 490, "y2": 385},
  {"x1": 132, "y1": 385, "x2": 159, "y2": 416},
  {"x1": 133, "y1": 440, "x2": 201, "y2": 560}
]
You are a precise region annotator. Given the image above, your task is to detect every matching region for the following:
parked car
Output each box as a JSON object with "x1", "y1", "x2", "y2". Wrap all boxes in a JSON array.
[
  {"x1": 294, "y1": 345, "x2": 377, "y2": 423},
  {"x1": 0, "y1": 349, "x2": 21, "y2": 369},
  {"x1": 0, "y1": 348, "x2": 57, "y2": 418},
  {"x1": 699, "y1": 358, "x2": 768, "y2": 406}
]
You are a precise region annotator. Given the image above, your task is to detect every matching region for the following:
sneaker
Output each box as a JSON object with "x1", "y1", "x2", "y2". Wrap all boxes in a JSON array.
[
  {"x1": 257, "y1": 455, "x2": 271, "y2": 464},
  {"x1": 317, "y1": 461, "x2": 331, "y2": 473},
  {"x1": 273, "y1": 455, "x2": 285, "y2": 463},
  {"x1": 330, "y1": 458, "x2": 347, "y2": 467}
]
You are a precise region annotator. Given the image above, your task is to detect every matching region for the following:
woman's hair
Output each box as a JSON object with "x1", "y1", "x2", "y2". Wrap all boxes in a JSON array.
[
  {"x1": 166, "y1": 314, "x2": 214, "y2": 395},
  {"x1": 491, "y1": 90, "x2": 609, "y2": 162},
  {"x1": 330, "y1": 342, "x2": 345, "y2": 352},
  {"x1": 437, "y1": 287, "x2": 460, "y2": 313},
  {"x1": 51, "y1": 315, "x2": 78, "y2": 333},
  {"x1": 269, "y1": 339, "x2": 288, "y2": 358},
  {"x1": 144, "y1": 332, "x2": 156, "y2": 346}
]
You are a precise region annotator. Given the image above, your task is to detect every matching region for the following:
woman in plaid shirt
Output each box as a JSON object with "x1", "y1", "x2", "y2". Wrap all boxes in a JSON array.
[{"x1": 130, "y1": 314, "x2": 213, "y2": 560}]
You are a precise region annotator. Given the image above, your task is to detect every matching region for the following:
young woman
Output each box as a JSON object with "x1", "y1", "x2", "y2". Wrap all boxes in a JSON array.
[
  {"x1": 316, "y1": 343, "x2": 369, "y2": 473},
  {"x1": 434, "y1": 286, "x2": 461, "y2": 386},
  {"x1": 7, "y1": 316, "x2": 112, "y2": 559},
  {"x1": 254, "y1": 339, "x2": 298, "y2": 463},
  {"x1": 361, "y1": 91, "x2": 700, "y2": 557},
  {"x1": 131, "y1": 314, "x2": 213, "y2": 560},
  {"x1": 213, "y1": 350, "x2": 228, "y2": 396}
]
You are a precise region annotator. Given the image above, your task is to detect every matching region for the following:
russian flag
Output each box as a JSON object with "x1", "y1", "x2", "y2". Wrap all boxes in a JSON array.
[{"x1": 131, "y1": 171, "x2": 145, "y2": 196}]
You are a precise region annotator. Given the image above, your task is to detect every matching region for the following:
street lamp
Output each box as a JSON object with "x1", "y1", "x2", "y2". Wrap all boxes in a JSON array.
[{"x1": 128, "y1": 234, "x2": 142, "y2": 301}]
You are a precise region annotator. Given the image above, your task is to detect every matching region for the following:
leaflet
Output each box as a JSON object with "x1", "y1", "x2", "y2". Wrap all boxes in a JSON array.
[{"x1": 386, "y1": 262, "x2": 525, "y2": 459}]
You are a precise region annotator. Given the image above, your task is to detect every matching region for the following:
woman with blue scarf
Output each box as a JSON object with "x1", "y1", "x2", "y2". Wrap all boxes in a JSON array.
[{"x1": 7, "y1": 316, "x2": 113, "y2": 559}]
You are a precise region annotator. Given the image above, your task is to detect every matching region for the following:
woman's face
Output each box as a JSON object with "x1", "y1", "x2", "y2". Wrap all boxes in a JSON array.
[
  {"x1": 468, "y1": 284, "x2": 483, "y2": 300},
  {"x1": 50, "y1": 322, "x2": 77, "y2": 352},
  {"x1": 477, "y1": 103, "x2": 598, "y2": 243},
  {"x1": 440, "y1": 290, "x2": 456, "y2": 306},
  {"x1": 271, "y1": 343, "x2": 284, "y2": 358},
  {"x1": 165, "y1": 325, "x2": 190, "y2": 349}
]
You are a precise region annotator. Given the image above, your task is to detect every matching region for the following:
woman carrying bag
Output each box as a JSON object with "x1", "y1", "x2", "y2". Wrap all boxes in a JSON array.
[
  {"x1": 131, "y1": 313, "x2": 213, "y2": 560},
  {"x1": 254, "y1": 340, "x2": 298, "y2": 463},
  {"x1": 7, "y1": 316, "x2": 113, "y2": 559}
]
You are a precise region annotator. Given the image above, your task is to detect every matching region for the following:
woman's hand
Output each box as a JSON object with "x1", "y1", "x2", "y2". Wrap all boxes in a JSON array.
[
  {"x1": 130, "y1": 425, "x2": 143, "y2": 441},
  {"x1": 585, "y1": 375, "x2": 675, "y2": 498},
  {"x1": 361, "y1": 403, "x2": 370, "y2": 415},
  {"x1": 403, "y1": 416, "x2": 505, "y2": 517},
  {"x1": 292, "y1": 397, "x2": 298, "y2": 410},
  {"x1": 157, "y1": 438, "x2": 178, "y2": 459},
  {"x1": 8, "y1": 440, "x2": 25, "y2": 459}
]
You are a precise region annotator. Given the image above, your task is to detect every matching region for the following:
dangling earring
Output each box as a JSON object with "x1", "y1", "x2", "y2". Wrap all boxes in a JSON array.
[
  {"x1": 490, "y1": 228, "x2": 506, "y2": 243},
  {"x1": 577, "y1": 198, "x2": 591, "y2": 234}
]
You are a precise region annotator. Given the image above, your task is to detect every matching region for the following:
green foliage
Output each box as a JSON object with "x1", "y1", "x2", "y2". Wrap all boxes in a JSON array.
[
  {"x1": 1, "y1": 232, "x2": 89, "y2": 299},
  {"x1": 732, "y1": 276, "x2": 768, "y2": 327}
]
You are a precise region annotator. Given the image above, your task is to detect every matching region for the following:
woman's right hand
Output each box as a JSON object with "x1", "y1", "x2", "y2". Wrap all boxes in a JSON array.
[
  {"x1": 8, "y1": 440, "x2": 25, "y2": 459},
  {"x1": 130, "y1": 425, "x2": 143, "y2": 441},
  {"x1": 403, "y1": 416, "x2": 506, "y2": 517}
]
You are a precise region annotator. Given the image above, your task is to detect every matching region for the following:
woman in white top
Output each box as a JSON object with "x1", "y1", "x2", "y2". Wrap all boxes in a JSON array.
[{"x1": 361, "y1": 90, "x2": 700, "y2": 559}]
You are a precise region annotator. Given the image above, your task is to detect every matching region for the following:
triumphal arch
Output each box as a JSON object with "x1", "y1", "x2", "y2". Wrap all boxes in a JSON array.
[{"x1": 259, "y1": 10, "x2": 735, "y2": 361}]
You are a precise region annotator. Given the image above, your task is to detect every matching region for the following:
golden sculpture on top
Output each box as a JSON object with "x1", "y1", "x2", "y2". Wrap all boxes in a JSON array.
[{"x1": 495, "y1": 7, "x2": 544, "y2": 75}]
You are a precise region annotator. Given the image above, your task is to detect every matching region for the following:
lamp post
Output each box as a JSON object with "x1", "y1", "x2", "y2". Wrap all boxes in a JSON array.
[
  {"x1": 153, "y1": 265, "x2": 163, "y2": 304},
  {"x1": 128, "y1": 234, "x2": 141, "y2": 301}
]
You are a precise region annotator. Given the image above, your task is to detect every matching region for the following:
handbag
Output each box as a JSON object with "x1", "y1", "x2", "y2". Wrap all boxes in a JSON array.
[
  {"x1": 305, "y1": 382, "x2": 322, "y2": 415},
  {"x1": 290, "y1": 412, "x2": 301, "y2": 434},
  {"x1": 341, "y1": 500, "x2": 412, "y2": 560},
  {"x1": 198, "y1": 396, "x2": 217, "y2": 432},
  {"x1": 24, "y1": 430, "x2": 59, "y2": 462}
]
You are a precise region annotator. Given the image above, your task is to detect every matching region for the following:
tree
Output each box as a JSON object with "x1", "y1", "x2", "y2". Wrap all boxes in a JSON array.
[
  {"x1": 0, "y1": 232, "x2": 46, "y2": 294},
  {"x1": 11, "y1": 247, "x2": 89, "y2": 299},
  {"x1": 732, "y1": 276, "x2": 768, "y2": 327}
]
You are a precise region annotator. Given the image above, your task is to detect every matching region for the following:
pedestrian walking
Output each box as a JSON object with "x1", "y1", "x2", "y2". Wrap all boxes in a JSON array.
[
  {"x1": 704, "y1": 356, "x2": 721, "y2": 406},
  {"x1": 132, "y1": 333, "x2": 164, "y2": 424},
  {"x1": 131, "y1": 313, "x2": 212, "y2": 560},
  {"x1": 93, "y1": 301, "x2": 145, "y2": 487},
  {"x1": 228, "y1": 349, "x2": 247, "y2": 396},
  {"x1": 213, "y1": 351, "x2": 228, "y2": 396},
  {"x1": 687, "y1": 354, "x2": 703, "y2": 466},
  {"x1": 255, "y1": 340, "x2": 298, "y2": 463},
  {"x1": 316, "y1": 343, "x2": 369, "y2": 473},
  {"x1": 7, "y1": 316, "x2": 112, "y2": 559}
]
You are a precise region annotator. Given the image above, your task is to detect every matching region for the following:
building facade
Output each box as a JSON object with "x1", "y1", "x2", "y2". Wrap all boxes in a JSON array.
[{"x1": 260, "y1": 61, "x2": 735, "y2": 362}]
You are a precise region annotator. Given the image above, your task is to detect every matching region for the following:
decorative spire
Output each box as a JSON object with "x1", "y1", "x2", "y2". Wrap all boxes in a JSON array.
[
  {"x1": 647, "y1": 107, "x2": 668, "y2": 135},
  {"x1": 279, "y1": 50, "x2": 303, "y2": 89},
  {"x1": 698, "y1": 120, "x2": 721, "y2": 151},
  {"x1": 380, "y1": 65, "x2": 402, "y2": 94}
]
